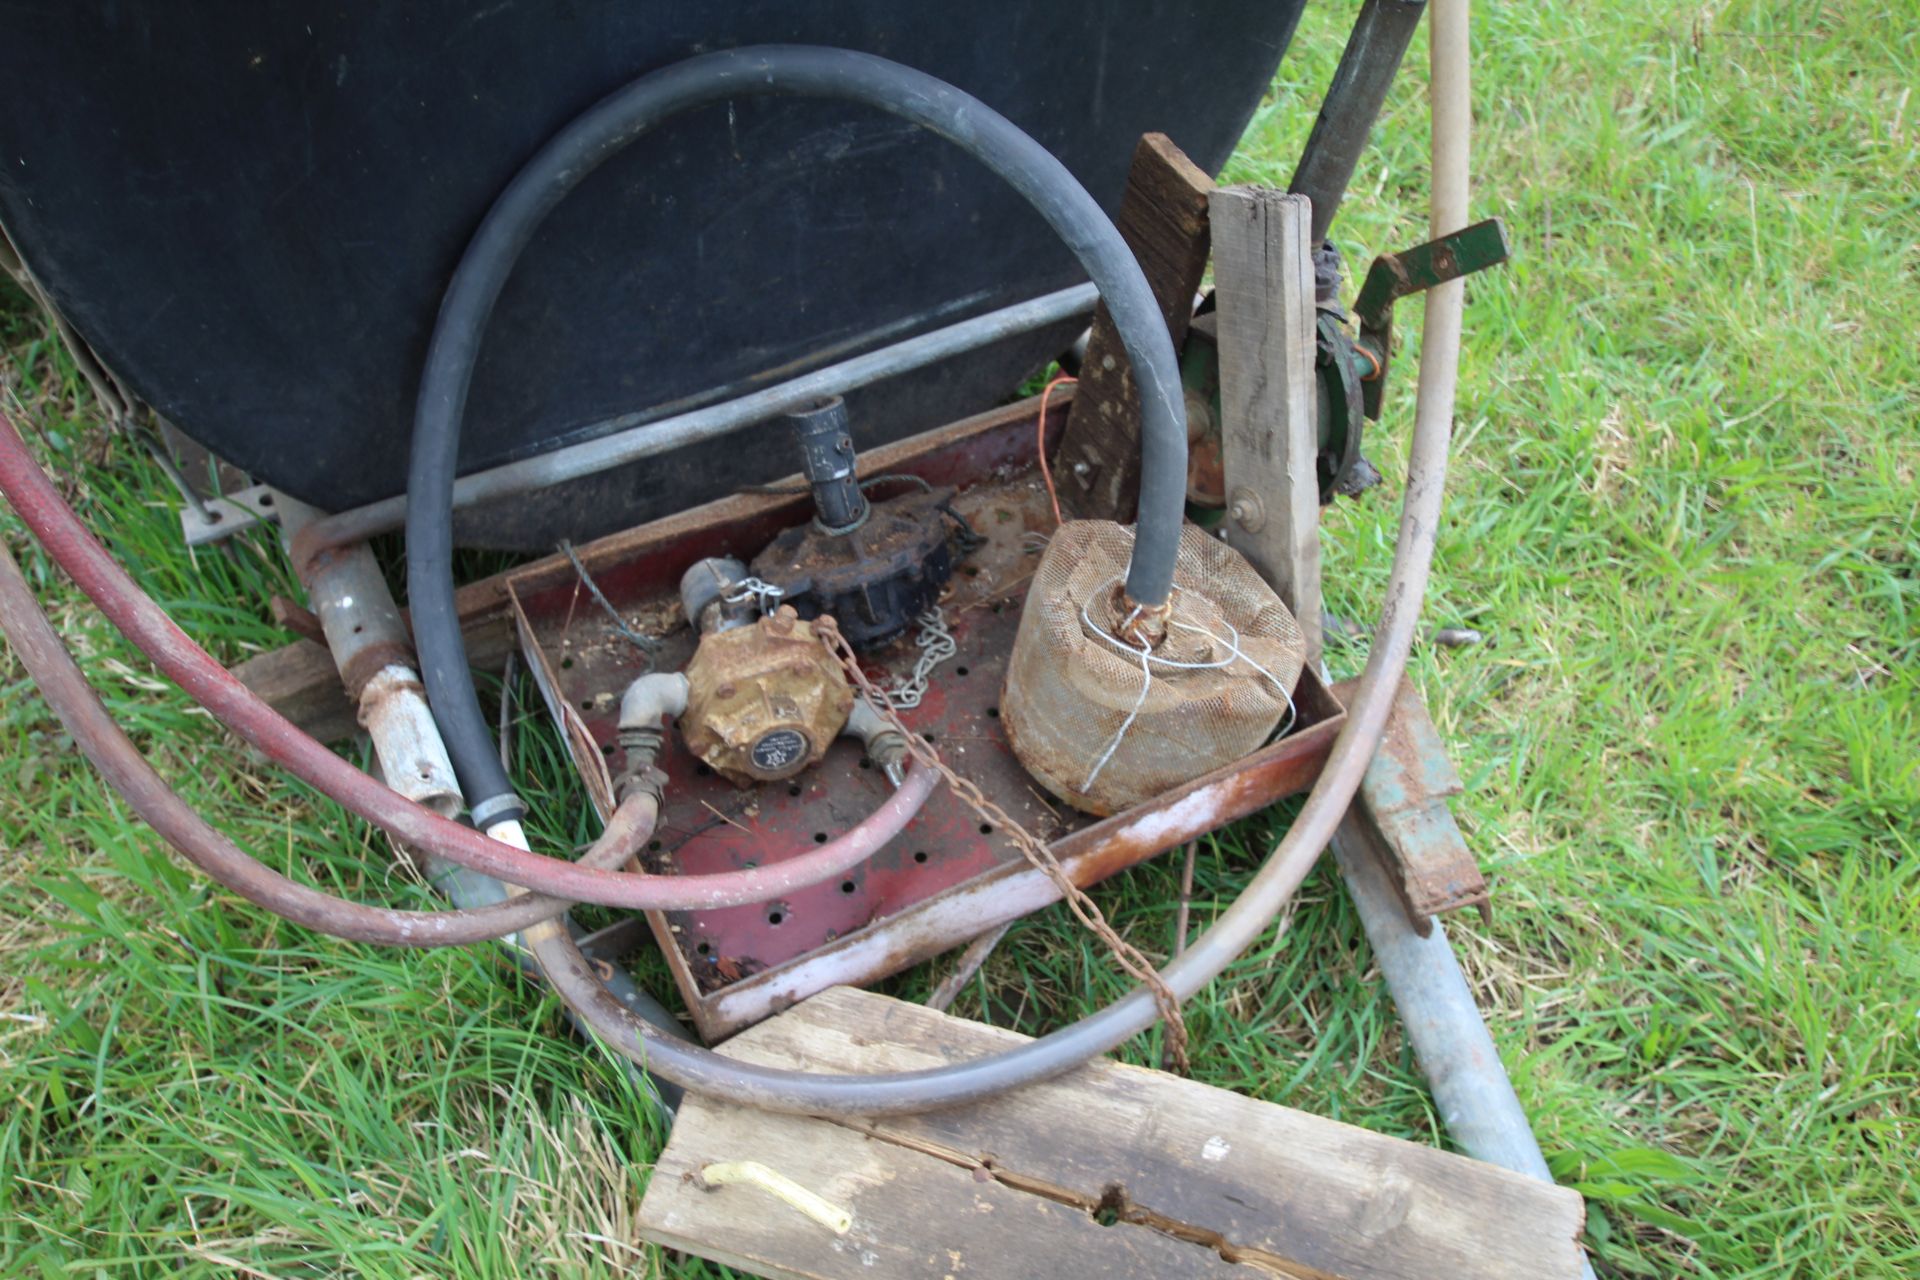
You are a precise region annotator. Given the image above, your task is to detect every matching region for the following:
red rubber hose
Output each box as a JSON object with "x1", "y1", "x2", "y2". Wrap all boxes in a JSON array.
[
  {"x1": 0, "y1": 541, "x2": 643, "y2": 944},
  {"x1": 0, "y1": 411, "x2": 935, "y2": 910}
]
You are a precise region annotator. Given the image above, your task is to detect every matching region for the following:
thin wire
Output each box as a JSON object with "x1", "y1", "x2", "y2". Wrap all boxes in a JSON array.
[
  {"x1": 1076, "y1": 582, "x2": 1301, "y2": 792},
  {"x1": 497, "y1": 650, "x2": 517, "y2": 773},
  {"x1": 558, "y1": 540, "x2": 660, "y2": 664},
  {"x1": 1034, "y1": 374, "x2": 1077, "y2": 527},
  {"x1": 1082, "y1": 630, "x2": 1153, "y2": 791},
  {"x1": 1167, "y1": 620, "x2": 1300, "y2": 740}
]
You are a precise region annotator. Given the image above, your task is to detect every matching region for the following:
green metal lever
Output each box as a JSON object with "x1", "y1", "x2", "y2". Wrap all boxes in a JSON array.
[{"x1": 1353, "y1": 218, "x2": 1510, "y2": 420}]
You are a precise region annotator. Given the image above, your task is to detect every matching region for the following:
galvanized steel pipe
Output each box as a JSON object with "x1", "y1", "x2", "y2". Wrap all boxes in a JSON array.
[{"x1": 299, "y1": 283, "x2": 1098, "y2": 553}]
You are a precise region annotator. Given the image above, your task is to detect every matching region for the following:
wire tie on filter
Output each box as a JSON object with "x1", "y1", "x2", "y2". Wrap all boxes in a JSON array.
[
  {"x1": 1082, "y1": 631, "x2": 1153, "y2": 791},
  {"x1": 1077, "y1": 584, "x2": 1300, "y2": 792}
]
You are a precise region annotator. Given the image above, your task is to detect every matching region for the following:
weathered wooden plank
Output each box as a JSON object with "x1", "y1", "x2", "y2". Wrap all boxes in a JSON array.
[
  {"x1": 644, "y1": 1101, "x2": 1260, "y2": 1280},
  {"x1": 1055, "y1": 132, "x2": 1214, "y2": 521},
  {"x1": 229, "y1": 616, "x2": 517, "y2": 744},
  {"x1": 641, "y1": 988, "x2": 1587, "y2": 1280},
  {"x1": 228, "y1": 639, "x2": 361, "y2": 744},
  {"x1": 1210, "y1": 186, "x2": 1324, "y2": 665}
]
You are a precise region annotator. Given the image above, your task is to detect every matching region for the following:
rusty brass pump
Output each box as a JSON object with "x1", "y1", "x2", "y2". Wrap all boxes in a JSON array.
[{"x1": 676, "y1": 558, "x2": 853, "y2": 785}]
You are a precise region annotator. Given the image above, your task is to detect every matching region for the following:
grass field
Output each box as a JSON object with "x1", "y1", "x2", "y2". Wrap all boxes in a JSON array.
[{"x1": 2, "y1": 1, "x2": 1916, "y2": 1275}]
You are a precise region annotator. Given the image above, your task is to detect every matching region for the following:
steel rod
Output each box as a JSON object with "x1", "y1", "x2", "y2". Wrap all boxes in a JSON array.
[
  {"x1": 302, "y1": 283, "x2": 1098, "y2": 551},
  {"x1": 1289, "y1": 0, "x2": 1430, "y2": 248},
  {"x1": 1334, "y1": 819, "x2": 1599, "y2": 1279}
]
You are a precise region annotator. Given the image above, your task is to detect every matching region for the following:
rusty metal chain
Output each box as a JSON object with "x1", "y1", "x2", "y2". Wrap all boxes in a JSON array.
[{"x1": 815, "y1": 614, "x2": 1191, "y2": 1072}]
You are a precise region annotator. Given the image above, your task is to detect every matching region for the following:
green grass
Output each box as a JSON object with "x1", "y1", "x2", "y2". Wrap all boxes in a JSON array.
[{"x1": 2, "y1": 1, "x2": 1916, "y2": 1274}]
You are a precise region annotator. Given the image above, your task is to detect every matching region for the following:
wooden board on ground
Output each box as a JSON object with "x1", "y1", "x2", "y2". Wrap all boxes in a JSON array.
[
  {"x1": 638, "y1": 987, "x2": 1586, "y2": 1279},
  {"x1": 1055, "y1": 132, "x2": 1214, "y2": 521}
]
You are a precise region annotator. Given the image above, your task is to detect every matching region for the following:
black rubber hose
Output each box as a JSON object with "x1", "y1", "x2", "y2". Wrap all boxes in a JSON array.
[{"x1": 406, "y1": 44, "x2": 1188, "y2": 823}]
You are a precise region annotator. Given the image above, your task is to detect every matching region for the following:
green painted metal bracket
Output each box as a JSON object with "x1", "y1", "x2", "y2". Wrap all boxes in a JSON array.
[
  {"x1": 1354, "y1": 217, "x2": 1512, "y2": 332},
  {"x1": 1354, "y1": 217, "x2": 1511, "y2": 419}
]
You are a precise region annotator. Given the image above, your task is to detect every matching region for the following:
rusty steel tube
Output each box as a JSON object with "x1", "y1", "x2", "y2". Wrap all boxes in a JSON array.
[
  {"x1": 0, "y1": 540, "x2": 655, "y2": 945},
  {"x1": 277, "y1": 494, "x2": 465, "y2": 820},
  {"x1": 0, "y1": 410, "x2": 936, "y2": 909}
]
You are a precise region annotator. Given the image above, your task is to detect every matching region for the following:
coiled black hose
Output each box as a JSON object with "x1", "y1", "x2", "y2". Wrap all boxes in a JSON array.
[{"x1": 405, "y1": 44, "x2": 1190, "y2": 824}]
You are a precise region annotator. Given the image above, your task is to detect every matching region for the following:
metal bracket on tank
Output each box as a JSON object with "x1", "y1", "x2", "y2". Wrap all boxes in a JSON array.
[{"x1": 179, "y1": 482, "x2": 280, "y2": 546}]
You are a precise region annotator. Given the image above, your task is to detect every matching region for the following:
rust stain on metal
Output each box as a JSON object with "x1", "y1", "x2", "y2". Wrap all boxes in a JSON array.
[
  {"x1": 1334, "y1": 676, "x2": 1488, "y2": 932},
  {"x1": 268, "y1": 594, "x2": 326, "y2": 645},
  {"x1": 681, "y1": 606, "x2": 853, "y2": 785},
  {"x1": 338, "y1": 639, "x2": 416, "y2": 703}
]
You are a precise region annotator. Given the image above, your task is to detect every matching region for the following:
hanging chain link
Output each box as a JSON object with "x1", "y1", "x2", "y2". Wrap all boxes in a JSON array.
[
  {"x1": 720, "y1": 576, "x2": 789, "y2": 612},
  {"x1": 878, "y1": 607, "x2": 956, "y2": 710},
  {"x1": 814, "y1": 614, "x2": 1191, "y2": 1072}
]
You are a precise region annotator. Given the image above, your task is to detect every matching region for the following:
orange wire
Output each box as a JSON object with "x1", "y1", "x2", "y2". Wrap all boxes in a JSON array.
[{"x1": 1035, "y1": 373, "x2": 1077, "y2": 527}]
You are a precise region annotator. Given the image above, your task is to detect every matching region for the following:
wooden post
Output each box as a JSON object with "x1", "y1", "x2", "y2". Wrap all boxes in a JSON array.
[
  {"x1": 1209, "y1": 186, "x2": 1323, "y2": 665},
  {"x1": 1054, "y1": 133, "x2": 1214, "y2": 521}
]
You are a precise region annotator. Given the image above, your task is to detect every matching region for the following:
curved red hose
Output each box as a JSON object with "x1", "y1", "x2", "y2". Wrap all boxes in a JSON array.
[
  {"x1": 0, "y1": 411, "x2": 936, "y2": 909},
  {"x1": 1, "y1": 535, "x2": 647, "y2": 944}
]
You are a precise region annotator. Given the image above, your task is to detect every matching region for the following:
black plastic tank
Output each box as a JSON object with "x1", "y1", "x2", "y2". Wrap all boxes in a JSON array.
[{"x1": 0, "y1": 3, "x2": 1306, "y2": 545}]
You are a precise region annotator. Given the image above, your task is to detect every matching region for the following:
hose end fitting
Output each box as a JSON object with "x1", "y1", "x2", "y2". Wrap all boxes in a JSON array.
[{"x1": 844, "y1": 699, "x2": 910, "y2": 788}]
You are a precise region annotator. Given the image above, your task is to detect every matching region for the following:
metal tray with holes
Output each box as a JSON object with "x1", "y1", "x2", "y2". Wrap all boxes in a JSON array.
[{"x1": 504, "y1": 393, "x2": 1346, "y2": 1041}]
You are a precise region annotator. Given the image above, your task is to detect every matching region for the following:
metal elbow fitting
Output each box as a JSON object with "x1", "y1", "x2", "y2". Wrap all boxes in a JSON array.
[
  {"x1": 620, "y1": 671, "x2": 690, "y2": 733},
  {"x1": 616, "y1": 671, "x2": 690, "y2": 800}
]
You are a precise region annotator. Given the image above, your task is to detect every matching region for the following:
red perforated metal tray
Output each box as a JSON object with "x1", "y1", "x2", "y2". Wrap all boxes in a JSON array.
[{"x1": 506, "y1": 393, "x2": 1344, "y2": 1041}]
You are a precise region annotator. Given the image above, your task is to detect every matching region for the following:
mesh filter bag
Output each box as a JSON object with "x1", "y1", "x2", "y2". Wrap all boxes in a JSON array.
[{"x1": 1002, "y1": 520, "x2": 1306, "y2": 816}]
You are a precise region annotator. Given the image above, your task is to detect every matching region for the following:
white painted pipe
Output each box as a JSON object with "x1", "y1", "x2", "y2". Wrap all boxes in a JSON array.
[{"x1": 276, "y1": 495, "x2": 463, "y2": 819}]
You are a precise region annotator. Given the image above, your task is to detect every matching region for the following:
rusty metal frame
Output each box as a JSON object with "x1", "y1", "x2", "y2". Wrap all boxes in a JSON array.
[
  {"x1": 1347, "y1": 677, "x2": 1489, "y2": 931},
  {"x1": 503, "y1": 390, "x2": 1347, "y2": 1041}
]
